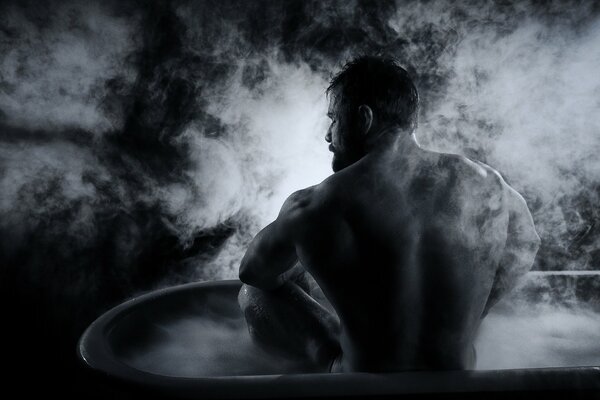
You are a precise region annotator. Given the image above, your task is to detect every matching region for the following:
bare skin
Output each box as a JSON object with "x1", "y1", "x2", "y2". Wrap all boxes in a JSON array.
[{"x1": 238, "y1": 90, "x2": 541, "y2": 373}]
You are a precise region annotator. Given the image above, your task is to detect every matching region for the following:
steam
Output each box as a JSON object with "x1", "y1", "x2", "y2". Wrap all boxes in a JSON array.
[
  {"x1": 1, "y1": 0, "x2": 600, "y2": 380},
  {"x1": 476, "y1": 303, "x2": 600, "y2": 369},
  {"x1": 123, "y1": 304, "x2": 600, "y2": 376},
  {"x1": 125, "y1": 315, "x2": 311, "y2": 377},
  {"x1": 418, "y1": 14, "x2": 600, "y2": 268},
  {"x1": 0, "y1": 1, "x2": 140, "y2": 134},
  {"x1": 194, "y1": 59, "x2": 331, "y2": 279}
]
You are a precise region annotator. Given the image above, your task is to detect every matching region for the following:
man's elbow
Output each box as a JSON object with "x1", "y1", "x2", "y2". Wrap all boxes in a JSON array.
[
  {"x1": 239, "y1": 264, "x2": 280, "y2": 290},
  {"x1": 239, "y1": 264, "x2": 256, "y2": 285},
  {"x1": 520, "y1": 232, "x2": 541, "y2": 272},
  {"x1": 239, "y1": 248, "x2": 260, "y2": 284},
  {"x1": 528, "y1": 230, "x2": 542, "y2": 256}
]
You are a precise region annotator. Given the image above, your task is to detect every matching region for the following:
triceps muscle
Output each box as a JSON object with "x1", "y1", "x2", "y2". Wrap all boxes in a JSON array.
[
  {"x1": 238, "y1": 188, "x2": 317, "y2": 290},
  {"x1": 239, "y1": 220, "x2": 299, "y2": 290},
  {"x1": 484, "y1": 188, "x2": 540, "y2": 315}
]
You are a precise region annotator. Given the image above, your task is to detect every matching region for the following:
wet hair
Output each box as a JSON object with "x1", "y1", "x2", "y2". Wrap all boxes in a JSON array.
[{"x1": 327, "y1": 56, "x2": 419, "y2": 132}]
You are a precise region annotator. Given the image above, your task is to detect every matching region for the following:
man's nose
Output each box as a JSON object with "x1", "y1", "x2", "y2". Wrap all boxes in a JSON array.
[{"x1": 325, "y1": 129, "x2": 332, "y2": 143}]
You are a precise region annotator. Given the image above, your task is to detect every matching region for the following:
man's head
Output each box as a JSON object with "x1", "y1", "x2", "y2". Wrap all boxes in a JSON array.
[{"x1": 325, "y1": 56, "x2": 419, "y2": 172}]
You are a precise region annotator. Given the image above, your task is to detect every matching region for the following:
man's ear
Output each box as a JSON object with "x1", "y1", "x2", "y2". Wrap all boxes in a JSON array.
[{"x1": 358, "y1": 105, "x2": 373, "y2": 135}]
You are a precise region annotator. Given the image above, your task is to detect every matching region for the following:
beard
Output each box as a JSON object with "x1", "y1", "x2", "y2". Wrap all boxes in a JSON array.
[
  {"x1": 331, "y1": 153, "x2": 348, "y2": 172},
  {"x1": 329, "y1": 116, "x2": 366, "y2": 172},
  {"x1": 331, "y1": 136, "x2": 364, "y2": 172}
]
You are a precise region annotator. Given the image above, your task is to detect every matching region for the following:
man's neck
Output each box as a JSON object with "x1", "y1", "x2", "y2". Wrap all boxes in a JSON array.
[{"x1": 365, "y1": 126, "x2": 419, "y2": 156}]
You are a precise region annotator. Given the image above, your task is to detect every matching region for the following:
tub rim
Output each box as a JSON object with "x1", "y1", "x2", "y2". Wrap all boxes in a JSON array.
[{"x1": 77, "y1": 278, "x2": 600, "y2": 398}]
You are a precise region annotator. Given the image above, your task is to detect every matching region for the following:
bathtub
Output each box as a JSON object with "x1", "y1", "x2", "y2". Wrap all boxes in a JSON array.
[{"x1": 78, "y1": 275, "x2": 600, "y2": 398}]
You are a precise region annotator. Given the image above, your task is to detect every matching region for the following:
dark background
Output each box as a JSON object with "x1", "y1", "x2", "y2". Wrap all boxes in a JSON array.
[{"x1": 1, "y1": 0, "x2": 599, "y2": 397}]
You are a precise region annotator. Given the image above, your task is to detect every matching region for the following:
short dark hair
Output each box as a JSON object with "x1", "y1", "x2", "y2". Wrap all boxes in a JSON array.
[{"x1": 327, "y1": 56, "x2": 419, "y2": 131}]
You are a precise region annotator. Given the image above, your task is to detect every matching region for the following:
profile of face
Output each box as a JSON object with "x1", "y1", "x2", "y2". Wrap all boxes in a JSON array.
[{"x1": 325, "y1": 89, "x2": 364, "y2": 172}]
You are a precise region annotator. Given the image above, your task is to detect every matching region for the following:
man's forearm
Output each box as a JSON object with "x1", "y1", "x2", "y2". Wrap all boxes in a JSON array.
[
  {"x1": 241, "y1": 262, "x2": 304, "y2": 291},
  {"x1": 240, "y1": 271, "x2": 286, "y2": 291}
]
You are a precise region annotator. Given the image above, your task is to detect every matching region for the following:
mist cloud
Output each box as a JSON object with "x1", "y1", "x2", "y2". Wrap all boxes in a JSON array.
[{"x1": 1, "y1": 0, "x2": 599, "y2": 385}]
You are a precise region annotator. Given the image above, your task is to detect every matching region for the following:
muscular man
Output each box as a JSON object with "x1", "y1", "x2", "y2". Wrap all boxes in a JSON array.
[{"x1": 237, "y1": 56, "x2": 541, "y2": 373}]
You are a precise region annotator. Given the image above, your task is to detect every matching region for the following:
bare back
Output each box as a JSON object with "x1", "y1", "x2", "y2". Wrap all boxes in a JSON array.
[{"x1": 295, "y1": 148, "x2": 517, "y2": 372}]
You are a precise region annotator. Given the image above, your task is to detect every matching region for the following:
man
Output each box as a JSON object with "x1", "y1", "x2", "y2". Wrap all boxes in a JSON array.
[{"x1": 237, "y1": 56, "x2": 541, "y2": 373}]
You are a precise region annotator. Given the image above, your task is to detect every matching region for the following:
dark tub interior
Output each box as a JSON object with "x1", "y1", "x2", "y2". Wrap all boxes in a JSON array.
[
  {"x1": 107, "y1": 280, "x2": 316, "y2": 377},
  {"x1": 79, "y1": 275, "x2": 600, "y2": 398}
]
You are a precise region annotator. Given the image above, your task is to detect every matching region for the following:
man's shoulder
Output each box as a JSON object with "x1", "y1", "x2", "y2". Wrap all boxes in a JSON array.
[
  {"x1": 280, "y1": 187, "x2": 316, "y2": 214},
  {"x1": 446, "y1": 155, "x2": 536, "y2": 219},
  {"x1": 466, "y1": 158, "x2": 528, "y2": 209},
  {"x1": 436, "y1": 153, "x2": 507, "y2": 191},
  {"x1": 437, "y1": 153, "x2": 500, "y2": 180},
  {"x1": 279, "y1": 183, "x2": 335, "y2": 221},
  {"x1": 273, "y1": 186, "x2": 340, "y2": 253},
  {"x1": 430, "y1": 153, "x2": 509, "y2": 213}
]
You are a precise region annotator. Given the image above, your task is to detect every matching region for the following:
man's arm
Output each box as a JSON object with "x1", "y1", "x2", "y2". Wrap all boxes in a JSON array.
[
  {"x1": 238, "y1": 189, "x2": 312, "y2": 291},
  {"x1": 483, "y1": 184, "x2": 541, "y2": 316}
]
